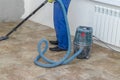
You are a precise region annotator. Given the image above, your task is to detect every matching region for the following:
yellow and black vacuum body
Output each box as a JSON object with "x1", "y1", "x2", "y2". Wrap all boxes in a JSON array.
[{"x1": 73, "y1": 26, "x2": 93, "y2": 59}]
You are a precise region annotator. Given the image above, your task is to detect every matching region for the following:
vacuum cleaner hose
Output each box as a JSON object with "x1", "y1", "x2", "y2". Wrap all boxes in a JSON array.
[{"x1": 34, "y1": 0, "x2": 83, "y2": 68}]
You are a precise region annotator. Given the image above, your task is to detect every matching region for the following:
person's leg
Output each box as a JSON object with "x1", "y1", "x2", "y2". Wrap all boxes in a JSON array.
[{"x1": 50, "y1": 0, "x2": 71, "y2": 51}]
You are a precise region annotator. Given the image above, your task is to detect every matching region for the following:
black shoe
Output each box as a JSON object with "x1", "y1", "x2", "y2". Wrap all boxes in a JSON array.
[
  {"x1": 49, "y1": 40, "x2": 58, "y2": 45},
  {"x1": 49, "y1": 46, "x2": 67, "y2": 51}
]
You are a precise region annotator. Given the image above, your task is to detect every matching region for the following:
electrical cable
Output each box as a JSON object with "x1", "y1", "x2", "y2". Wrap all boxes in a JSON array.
[{"x1": 93, "y1": 35, "x2": 119, "y2": 52}]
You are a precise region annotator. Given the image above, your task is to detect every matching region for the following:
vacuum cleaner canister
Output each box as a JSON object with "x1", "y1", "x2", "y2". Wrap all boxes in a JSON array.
[{"x1": 73, "y1": 26, "x2": 93, "y2": 59}]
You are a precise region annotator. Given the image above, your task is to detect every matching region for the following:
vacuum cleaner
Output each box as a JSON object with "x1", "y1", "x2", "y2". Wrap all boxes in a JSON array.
[
  {"x1": 34, "y1": 0, "x2": 93, "y2": 68},
  {"x1": 73, "y1": 26, "x2": 93, "y2": 59},
  {"x1": 0, "y1": 0, "x2": 93, "y2": 68}
]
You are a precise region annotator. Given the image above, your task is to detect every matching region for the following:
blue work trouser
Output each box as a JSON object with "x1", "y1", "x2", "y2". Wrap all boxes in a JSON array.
[{"x1": 54, "y1": 0, "x2": 71, "y2": 50}]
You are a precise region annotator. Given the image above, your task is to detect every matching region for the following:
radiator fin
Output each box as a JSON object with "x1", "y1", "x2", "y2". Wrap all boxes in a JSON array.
[{"x1": 93, "y1": 5, "x2": 120, "y2": 47}]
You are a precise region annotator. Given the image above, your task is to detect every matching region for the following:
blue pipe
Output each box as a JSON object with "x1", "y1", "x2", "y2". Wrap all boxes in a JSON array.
[{"x1": 34, "y1": 0, "x2": 83, "y2": 68}]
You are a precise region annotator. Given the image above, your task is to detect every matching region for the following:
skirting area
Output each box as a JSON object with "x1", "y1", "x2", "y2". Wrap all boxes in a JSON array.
[{"x1": 0, "y1": 21, "x2": 120, "y2": 80}]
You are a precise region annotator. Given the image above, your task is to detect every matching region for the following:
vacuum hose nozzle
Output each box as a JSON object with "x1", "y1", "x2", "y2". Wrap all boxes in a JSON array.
[{"x1": 0, "y1": 36, "x2": 9, "y2": 41}]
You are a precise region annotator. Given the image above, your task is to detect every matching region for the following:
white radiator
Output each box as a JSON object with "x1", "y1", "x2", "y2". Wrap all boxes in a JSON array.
[{"x1": 93, "y1": 5, "x2": 120, "y2": 47}]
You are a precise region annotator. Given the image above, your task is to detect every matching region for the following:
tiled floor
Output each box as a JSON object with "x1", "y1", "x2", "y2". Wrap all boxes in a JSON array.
[{"x1": 0, "y1": 21, "x2": 120, "y2": 80}]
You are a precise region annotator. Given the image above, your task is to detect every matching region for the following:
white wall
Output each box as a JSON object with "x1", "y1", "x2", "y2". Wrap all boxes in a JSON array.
[
  {"x1": 68, "y1": 0, "x2": 94, "y2": 35},
  {"x1": 0, "y1": 0, "x2": 24, "y2": 22},
  {"x1": 22, "y1": 0, "x2": 53, "y2": 27},
  {"x1": 23, "y1": 0, "x2": 94, "y2": 35},
  {"x1": 23, "y1": 0, "x2": 120, "y2": 35},
  {"x1": 22, "y1": 0, "x2": 30, "y2": 18},
  {"x1": 91, "y1": 0, "x2": 120, "y2": 7},
  {"x1": 68, "y1": 0, "x2": 120, "y2": 35}
]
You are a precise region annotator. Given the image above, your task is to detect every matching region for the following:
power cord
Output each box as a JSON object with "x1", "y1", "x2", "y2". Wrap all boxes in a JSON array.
[{"x1": 93, "y1": 35, "x2": 119, "y2": 52}]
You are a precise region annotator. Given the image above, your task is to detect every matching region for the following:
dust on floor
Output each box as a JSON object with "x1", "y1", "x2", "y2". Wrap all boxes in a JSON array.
[{"x1": 0, "y1": 21, "x2": 120, "y2": 80}]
